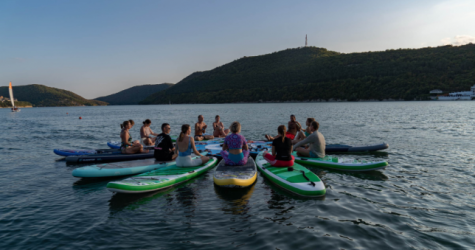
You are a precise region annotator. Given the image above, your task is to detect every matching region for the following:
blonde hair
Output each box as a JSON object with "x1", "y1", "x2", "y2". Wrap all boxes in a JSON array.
[
  {"x1": 230, "y1": 121, "x2": 241, "y2": 133},
  {"x1": 179, "y1": 124, "x2": 190, "y2": 142},
  {"x1": 278, "y1": 125, "x2": 286, "y2": 142}
]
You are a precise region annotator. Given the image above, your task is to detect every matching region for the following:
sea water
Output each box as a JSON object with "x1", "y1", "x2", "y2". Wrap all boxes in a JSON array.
[{"x1": 0, "y1": 102, "x2": 474, "y2": 249}]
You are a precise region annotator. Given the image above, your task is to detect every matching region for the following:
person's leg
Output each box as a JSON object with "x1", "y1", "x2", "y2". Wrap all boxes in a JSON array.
[
  {"x1": 171, "y1": 152, "x2": 178, "y2": 160},
  {"x1": 263, "y1": 153, "x2": 277, "y2": 165},
  {"x1": 204, "y1": 135, "x2": 214, "y2": 140},
  {"x1": 200, "y1": 156, "x2": 210, "y2": 164},
  {"x1": 296, "y1": 147, "x2": 310, "y2": 157},
  {"x1": 195, "y1": 135, "x2": 204, "y2": 141},
  {"x1": 224, "y1": 129, "x2": 230, "y2": 135},
  {"x1": 220, "y1": 150, "x2": 233, "y2": 165},
  {"x1": 143, "y1": 138, "x2": 152, "y2": 145}
]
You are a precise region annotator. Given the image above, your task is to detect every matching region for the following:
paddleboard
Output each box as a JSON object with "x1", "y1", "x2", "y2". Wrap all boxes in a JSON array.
[
  {"x1": 325, "y1": 143, "x2": 389, "y2": 153},
  {"x1": 107, "y1": 157, "x2": 218, "y2": 194},
  {"x1": 213, "y1": 158, "x2": 257, "y2": 188},
  {"x1": 255, "y1": 151, "x2": 326, "y2": 197},
  {"x1": 72, "y1": 158, "x2": 175, "y2": 178},
  {"x1": 54, "y1": 148, "x2": 120, "y2": 157},
  {"x1": 293, "y1": 152, "x2": 388, "y2": 171}
]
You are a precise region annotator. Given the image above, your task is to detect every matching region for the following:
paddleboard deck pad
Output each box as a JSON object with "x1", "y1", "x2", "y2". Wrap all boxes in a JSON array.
[
  {"x1": 256, "y1": 151, "x2": 326, "y2": 197},
  {"x1": 66, "y1": 151, "x2": 155, "y2": 164},
  {"x1": 107, "y1": 157, "x2": 218, "y2": 194},
  {"x1": 72, "y1": 158, "x2": 175, "y2": 178},
  {"x1": 213, "y1": 158, "x2": 257, "y2": 188},
  {"x1": 293, "y1": 152, "x2": 388, "y2": 171}
]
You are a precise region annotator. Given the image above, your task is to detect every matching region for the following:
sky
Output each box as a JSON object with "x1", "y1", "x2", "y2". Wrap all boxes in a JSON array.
[{"x1": 1, "y1": 0, "x2": 475, "y2": 99}]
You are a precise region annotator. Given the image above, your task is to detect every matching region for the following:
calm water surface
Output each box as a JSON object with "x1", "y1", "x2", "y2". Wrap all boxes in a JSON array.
[{"x1": 1, "y1": 102, "x2": 474, "y2": 249}]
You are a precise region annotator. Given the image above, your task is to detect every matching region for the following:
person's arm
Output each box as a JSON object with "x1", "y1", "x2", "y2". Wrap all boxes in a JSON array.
[
  {"x1": 222, "y1": 140, "x2": 228, "y2": 150},
  {"x1": 294, "y1": 134, "x2": 314, "y2": 149},
  {"x1": 166, "y1": 136, "x2": 175, "y2": 152},
  {"x1": 190, "y1": 137, "x2": 202, "y2": 157},
  {"x1": 194, "y1": 123, "x2": 199, "y2": 135}
]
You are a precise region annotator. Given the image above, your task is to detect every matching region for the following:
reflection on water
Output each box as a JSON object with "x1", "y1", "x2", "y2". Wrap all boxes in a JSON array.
[{"x1": 214, "y1": 183, "x2": 256, "y2": 215}]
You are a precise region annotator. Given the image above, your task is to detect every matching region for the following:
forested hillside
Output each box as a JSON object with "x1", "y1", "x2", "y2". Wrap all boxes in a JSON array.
[
  {"x1": 95, "y1": 83, "x2": 173, "y2": 105},
  {"x1": 0, "y1": 84, "x2": 107, "y2": 107},
  {"x1": 0, "y1": 101, "x2": 32, "y2": 108},
  {"x1": 141, "y1": 44, "x2": 475, "y2": 104}
]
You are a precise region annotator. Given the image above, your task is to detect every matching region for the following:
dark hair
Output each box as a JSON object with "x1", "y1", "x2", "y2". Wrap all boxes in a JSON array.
[
  {"x1": 161, "y1": 123, "x2": 170, "y2": 130},
  {"x1": 311, "y1": 121, "x2": 319, "y2": 131},
  {"x1": 290, "y1": 114, "x2": 295, "y2": 118},
  {"x1": 129, "y1": 120, "x2": 135, "y2": 126},
  {"x1": 278, "y1": 125, "x2": 287, "y2": 143},
  {"x1": 120, "y1": 120, "x2": 130, "y2": 129},
  {"x1": 143, "y1": 119, "x2": 151, "y2": 125},
  {"x1": 307, "y1": 117, "x2": 315, "y2": 124},
  {"x1": 179, "y1": 124, "x2": 190, "y2": 142},
  {"x1": 215, "y1": 115, "x2": 220, "y2": 118}
]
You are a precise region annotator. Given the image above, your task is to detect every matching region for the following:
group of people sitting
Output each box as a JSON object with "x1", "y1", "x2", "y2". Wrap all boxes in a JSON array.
[
  {"x1": 263, "y1": 115, "x2": 325, "y2": 167},
  {"x1": 119, "y1": 114, "x2": 325, "y2": 168}
]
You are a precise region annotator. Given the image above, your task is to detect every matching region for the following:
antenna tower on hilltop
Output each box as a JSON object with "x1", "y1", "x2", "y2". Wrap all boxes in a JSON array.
[{"x1": 305, "y1": 34, "x2": 307, "y2": 47}]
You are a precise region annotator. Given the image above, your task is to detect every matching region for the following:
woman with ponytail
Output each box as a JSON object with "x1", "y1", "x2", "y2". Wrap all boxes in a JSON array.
[
  {"x1": 140, "y1": 119, "x2": 158, "y2": 145},
  {"x1": 120, "y1": 120, "x2": 148, "y2": 154},
  {"x1": 263, "y1": 125, "x2": 294, "y2": 167},
  {"x1": 175, "y1": 124, "x2": 209, "y2": 167},
  {"x1": 221, "y1": 121, "x2": 250, "y2": 166}
]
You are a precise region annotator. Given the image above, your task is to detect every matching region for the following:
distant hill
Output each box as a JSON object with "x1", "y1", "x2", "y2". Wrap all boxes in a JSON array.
[
  {"x1": 0, "y1": 84, "x2": 107, "y2": 107},
  {"x1": 140, "y1": 44, "x2": 475, "y2": 103},
  {"x1": 0, "y1": 101, "x2": 32, "y2": 108},
  {"x1": 95, "y1": 83, "x2": 173, "y2": 105}
]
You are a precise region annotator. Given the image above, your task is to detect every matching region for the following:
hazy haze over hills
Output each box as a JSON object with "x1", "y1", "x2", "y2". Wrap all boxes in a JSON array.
[{"x1": 95, "y1": 83, "x2": 173, "y2": 105}]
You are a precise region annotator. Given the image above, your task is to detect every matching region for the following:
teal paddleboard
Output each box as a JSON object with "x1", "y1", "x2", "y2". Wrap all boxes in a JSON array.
[{"x1": 72, "y1": 158, "x2": 175, "y2": 178}]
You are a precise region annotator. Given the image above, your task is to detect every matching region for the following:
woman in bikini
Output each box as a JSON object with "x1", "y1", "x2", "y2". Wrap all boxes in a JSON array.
[
  {"x1": 213, "y1": 115, "x2": 230, "y2": 137},
  {"x1": 120, "y1": 120, "x2": 148, "y2": 154},
  {"x1": 140, "y1": 119, "x2": 159, "y2": 145}
]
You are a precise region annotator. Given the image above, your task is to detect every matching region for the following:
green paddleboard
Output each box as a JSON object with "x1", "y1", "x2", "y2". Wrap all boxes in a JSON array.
[
  {"x1": 107, "y1": 157, "x2": 218, "y2": 194},
  {"x1": 255, "y1": 152, "x2": 326, "y2": 197}
]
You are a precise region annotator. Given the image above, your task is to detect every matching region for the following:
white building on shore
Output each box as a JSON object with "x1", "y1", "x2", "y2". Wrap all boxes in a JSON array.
[{"x1": 435, "y1": 85, "x2": 475, "y2": 101}]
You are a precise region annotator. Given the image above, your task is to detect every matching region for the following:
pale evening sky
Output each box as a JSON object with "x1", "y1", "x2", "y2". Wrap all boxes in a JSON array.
[{"x1": 1, "y1": 0, "x2": 474, "y2": 99}]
